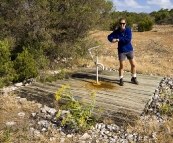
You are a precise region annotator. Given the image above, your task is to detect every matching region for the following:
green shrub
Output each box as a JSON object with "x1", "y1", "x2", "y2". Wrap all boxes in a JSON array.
[
  {"x1": 159, "y1": 93, "x2": 173, "y2": 116},
  {"x1": 13, "y1": 48, "x2": 38, "y2": 82},
  {"x1": 55, "y1": 85, "x2": 98, "y2": 132},
  {"x1": 0, "y1": 39, "x2": 14, "y2": 87},
  {"x1": 138, "y1": 17, "x2": 154, "y2": 32},
  {"x1": 26, "y1": 46, "x2": 50, "y2": 70}
]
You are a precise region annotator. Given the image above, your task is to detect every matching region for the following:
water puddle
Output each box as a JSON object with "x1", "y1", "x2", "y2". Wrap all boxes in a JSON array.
[{"x1": 85, "y1": 80, "x2": 118, "y2": 90}]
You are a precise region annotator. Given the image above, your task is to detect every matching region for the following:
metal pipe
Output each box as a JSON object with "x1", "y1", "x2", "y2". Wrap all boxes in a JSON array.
[
  {"x1": 88, "y1": 45, "x2": 104, "y2": 84},
  {"x1": 96, "y1": 56, "x2": 98, "y2": 84},
  {"x1": 96, "y1": 61, "x2": 104, "y2": 84}
]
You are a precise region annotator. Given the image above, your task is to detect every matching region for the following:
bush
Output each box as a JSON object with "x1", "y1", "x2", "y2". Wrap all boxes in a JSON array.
[
  {"x1": 55, "y1": 85, "x2": 99, "y2": 132},
  {"x1": 13, "y1": 48, "x2": 38, "y2": 82},
  {"x1": 0, "y1": 39, "x2": 14, "y2": 87},
  {"x1": 26, "y1": 46, "x2": 50, "y2": 70},
  {"x1": 138, "y1": 17, "x2": 154, "y2": 32},
  {"x1": 109, "y1": 19, "x2": 119, "y2": 31}
]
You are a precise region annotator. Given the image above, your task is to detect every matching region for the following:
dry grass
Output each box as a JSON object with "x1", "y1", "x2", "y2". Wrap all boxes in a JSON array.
[
  {"x1": 88, "y1": 25, "x2": 173, "y2": 76},
  {"x1": 126, "y1": 115, "x2": 173, "y2": 143},
  {"x1": 0, "y1": 92, "x2": 62, "y2": 143}
]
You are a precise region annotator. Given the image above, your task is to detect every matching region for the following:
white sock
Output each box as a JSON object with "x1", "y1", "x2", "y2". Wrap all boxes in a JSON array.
[
  {"x1": 119, "y1": 76, "x2": 123, "y2": 79},
  {"x1": 132, "y1": 74, "x2": 136, "y2": 77}
]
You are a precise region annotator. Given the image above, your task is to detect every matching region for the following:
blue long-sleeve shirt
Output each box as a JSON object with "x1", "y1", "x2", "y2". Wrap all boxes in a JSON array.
[{"x1": 108, "y1": 26, "x2": 133, "y2": 53}]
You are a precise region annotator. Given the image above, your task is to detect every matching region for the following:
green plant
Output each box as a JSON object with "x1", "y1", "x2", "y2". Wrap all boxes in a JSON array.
[
  {"x1": 138, "y1": 17, "x2": 154, "y2": 32},
  {"x1": 13, "y1": 48, "x2": 38, "y2": 82},
  {"x1": 0, "y1": 39, "x2": 14, "y2": 87},
  {"x1": 2, "y1": 127, "x2": 12, "y2": 143},
  {"x1": 159, "y1": 102, "x2": 173, "y2": 116},
  {"x1": 159, "y1": 103, "x2": 171, "y2": 115},
  {"x1": 55, "y1": 85, "x2": 98, "y2": 131}
]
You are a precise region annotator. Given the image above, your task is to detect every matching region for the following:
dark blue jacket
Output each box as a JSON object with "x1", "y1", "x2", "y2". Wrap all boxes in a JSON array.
[{"x1": 108, "y1": 26, "x2": 133, "y2": 53}]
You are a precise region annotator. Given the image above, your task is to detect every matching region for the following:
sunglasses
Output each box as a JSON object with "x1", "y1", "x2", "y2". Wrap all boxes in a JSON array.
[{"x1": 120, "y1": 23, "x2": 126, "y2": 25}]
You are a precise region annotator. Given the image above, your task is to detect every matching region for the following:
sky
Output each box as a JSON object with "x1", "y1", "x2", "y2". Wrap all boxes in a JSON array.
[{"x1": 110, "y1": 0, "x2": 173, "y2": 13}]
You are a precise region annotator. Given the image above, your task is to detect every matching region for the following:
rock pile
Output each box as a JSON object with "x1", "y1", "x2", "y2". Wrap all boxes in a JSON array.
[{"x1": 143, "y1": 77, "x2": 173, "y2": 120}]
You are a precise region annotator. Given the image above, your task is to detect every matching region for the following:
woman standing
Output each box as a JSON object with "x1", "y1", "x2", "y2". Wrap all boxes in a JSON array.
[{"x1": 108, "y1": 18, "x2": 138, "y2": 86}]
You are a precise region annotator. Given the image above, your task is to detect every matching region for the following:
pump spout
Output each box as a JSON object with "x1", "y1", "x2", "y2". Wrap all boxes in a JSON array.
[{"x1": 97, "y1": 63, "x2": 104, "y2": 70}]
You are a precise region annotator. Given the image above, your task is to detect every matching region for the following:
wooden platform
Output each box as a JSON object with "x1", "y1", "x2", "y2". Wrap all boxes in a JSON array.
[{"x1": 15, "y1": 68, "x2": 163, "y2": 125}]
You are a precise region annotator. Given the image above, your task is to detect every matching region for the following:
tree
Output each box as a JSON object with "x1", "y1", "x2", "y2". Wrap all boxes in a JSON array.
[
  {"x1": 150, "y1": 8, "x2": 170, "y2": 24},
  {"x1": 0, "y1": 39, "x2": 14, "y2": 87},
  {"x1": 13, "y1": 48, "x2": 38, "y2": 82},
  {"x1": 0, "y1": 0, "x2": 113, "y2": 62}
]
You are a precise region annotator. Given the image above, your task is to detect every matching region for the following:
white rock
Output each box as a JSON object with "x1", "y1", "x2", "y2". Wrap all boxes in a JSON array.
[
  {"x1": 41, "y1": 105, "x2": 57, "y2": 115},
  {"x1": 31, "y1": 113, "x2": 37, "y2": 117},
  {"x1": 44, "y1": 114, "x2": 51, "y2": 119},
  {"x1": 15, "y1": 82, "x2": 23, "y2": 87},
  {"x1": 96, "y1": 123, "x2": 102, "y2": 130},
  {"x1": 67, "y1": 134, "x2": 73, "y2": 138},
  {"x1": 41, "y1": 108, "x2": 47, "y2": 113},
  {"x1": 19, "y1": 98, "x2": 27, "y2": 102},
  {"x1": 43, "y1": 105, "x2": 50, "y2": 111},
  {"x1": 101, "y1": 123, "x2": 106, "y2": 129},
  {"x1": 6, "y1": 121, "x2": 16, "y2": 126},
  {"x1": 48, "y1": 108, "x2": 57, "y2": 115},
  {"x1": 50, "y1": 137, "x2": 56, "y2": 141},
  {"x1": 24, "y1": 83, "x2": 29, "y2": 86},
  {"x1": 61, "y1": 110, "x2": 69, "y2": 115},
  {"x1": 54, "y1": 70, "x2": 61, "y2": 74},
  {"x1": 103, "y1": 135, "x2": 108, "y2": 139},
  {"x1": 79, "y1": 133, "x2": 91, "y2": 140},
  {"x1": 36, "y1": 103, "x2": 42, "y2": 108},
  {"x1": 38, "y1": 120, "x2": 49, "y2": 128},
  {"x1": 59, "y1": 138, "x2": 65, "y2": 143},
  {"x1": 18, "y1": 112, "x2": 25, "y2": 117},
  {"x1": 100, "y1": 130, "x2": 105, "y2": 135},
  {"x1": 105, "y1": 130, "x2": 110, "y2": 135},
  {"x1": 60, "y1": 131, "x2": 66, "y2": 136},
  {"x1": 11, "y1": 86, "x2": 17, "y2": 90},
  {"x1": 30, "y1": 127, "x2": 35, "y2": 131},
  {"x1": 15, "y1": 96, "x2": 21, "y2": 99},
  {"x1": 41, "y1": 128, "x2": 47, "y2": 132},
  {"x1": 127, "y1": 134, "x2": 133, "y2": 140},
  {"x1": 78, "y1": 141, "x2": 86, "y2": 143},
  {"x1": 151, "y1": 132, "x2": 157, "y2": 139},
  {"x1": 34, "y1": 130, "x2": 41, "y2": 137}
]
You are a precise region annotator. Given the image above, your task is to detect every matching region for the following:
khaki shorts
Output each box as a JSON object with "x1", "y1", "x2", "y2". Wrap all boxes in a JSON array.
[{"x1": 118, "y1": 51, "x2": 134, "y2": 61}]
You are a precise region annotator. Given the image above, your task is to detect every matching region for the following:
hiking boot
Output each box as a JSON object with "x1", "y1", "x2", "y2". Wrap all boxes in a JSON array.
[
  {"x1": 131, "y1": 77, "x2": 139, "y2": 84},
  {"x1": 119, "y1": 78, "x2": 124, "y2": 86}
]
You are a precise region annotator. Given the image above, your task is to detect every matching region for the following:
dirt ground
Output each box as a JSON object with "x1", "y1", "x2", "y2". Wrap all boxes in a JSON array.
[{"x1": 89, "y1": 25, "x2": 173, "y2": 76}]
